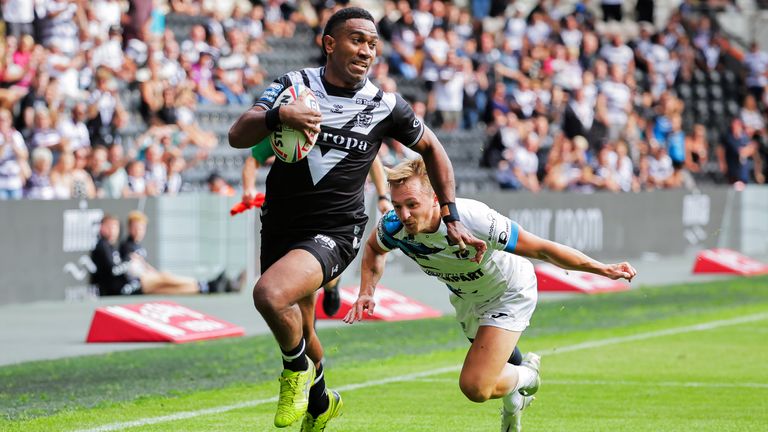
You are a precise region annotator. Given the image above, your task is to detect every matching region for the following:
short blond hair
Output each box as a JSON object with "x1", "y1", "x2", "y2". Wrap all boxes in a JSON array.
[
  {"x1": 127, "y1": 210, "x2": 148, "y2": 226},
  {"x1": 386, "y1": 157, "x2": 433, "y2": 193}
]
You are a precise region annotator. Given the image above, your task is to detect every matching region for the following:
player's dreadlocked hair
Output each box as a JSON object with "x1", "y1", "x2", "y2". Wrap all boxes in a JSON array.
[
  {"x1": 321, "y1": 7, "x2": 376, "y2": 56},
  {"x1": 386, "y1": 157, "x2": 433, "y2": 194}
]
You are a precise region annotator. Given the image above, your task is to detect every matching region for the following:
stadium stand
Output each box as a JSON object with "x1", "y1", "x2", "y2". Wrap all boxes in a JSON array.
[{"x1": 0, "y1": 0, "x2": 766, "y2": 201}]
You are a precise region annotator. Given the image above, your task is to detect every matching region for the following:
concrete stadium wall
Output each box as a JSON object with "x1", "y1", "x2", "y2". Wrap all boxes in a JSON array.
[
  {"x1": 0, "y1": 196, "x2": 250, "y2": 305},
  {"x1": 1, "y1": 186, "x2": 765, "y2": 305}
]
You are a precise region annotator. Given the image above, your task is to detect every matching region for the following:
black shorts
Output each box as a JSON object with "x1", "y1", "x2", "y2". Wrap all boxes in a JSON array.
[{"x1": 260, "y1": 223, "x2": 366, "y2": 286}]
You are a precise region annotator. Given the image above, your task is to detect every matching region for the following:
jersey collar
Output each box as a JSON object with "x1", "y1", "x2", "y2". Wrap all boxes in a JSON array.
[{"x1": 320, "y1": 67, "x2": 367, "y2": 98}]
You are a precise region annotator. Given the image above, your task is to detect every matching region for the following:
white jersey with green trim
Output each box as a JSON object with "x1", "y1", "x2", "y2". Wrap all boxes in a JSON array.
[{"x1": 376, "y1": 198, "x2": 533, "y2": 301}]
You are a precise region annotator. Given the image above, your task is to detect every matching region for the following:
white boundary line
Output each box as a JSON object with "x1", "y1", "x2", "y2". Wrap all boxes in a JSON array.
[
  {"x1": 411, "y1": 378, "x2": 768, "y2": 389},
  {"x1": 74, "y1": 312, "x2": 768, "y2": 432}
]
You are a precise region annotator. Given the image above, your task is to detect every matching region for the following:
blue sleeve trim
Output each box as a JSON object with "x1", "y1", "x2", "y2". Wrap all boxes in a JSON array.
[{"x1": 503, "y1": 222, "x2": 520, "y2": 253}]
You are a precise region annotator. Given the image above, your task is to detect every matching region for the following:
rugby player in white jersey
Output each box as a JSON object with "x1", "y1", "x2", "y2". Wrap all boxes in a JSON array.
[{"x1": 345, "y1": 157, "x2": 636, "y2": 431}]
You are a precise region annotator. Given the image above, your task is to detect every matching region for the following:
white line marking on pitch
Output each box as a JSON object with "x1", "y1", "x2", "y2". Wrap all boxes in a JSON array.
[
  {"x1": 73, "y1": 312, "x2": 768, "y2": 432},
  {"x1": 411, "y1": 378, "x2": 768, "y2": 389}
]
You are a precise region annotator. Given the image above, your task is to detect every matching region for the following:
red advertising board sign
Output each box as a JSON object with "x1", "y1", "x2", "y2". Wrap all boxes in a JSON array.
[
  {"x1": 692, "y1": 248, "x2": 768, "y2": 276},
  {"x1": 86, "y1": 301, "x2": 244, "y2": 343},
  {"x1": 316, "y1": 285, "x2": 442, "y2": 321},
  {"x1": 535, "y1": 263, "x2": 629, "y2": 294}
]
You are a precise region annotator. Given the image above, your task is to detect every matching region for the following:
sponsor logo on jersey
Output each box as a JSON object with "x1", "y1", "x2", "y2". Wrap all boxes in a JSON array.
[
  {"x1": 318, "y1": 131, "x2": 372, "y2": 152},
  {"x1": 331, "y1": 104, "x2": 343, "y2": 114},
  {"x1": 313, "y1": 234, "x2": 337, "y2": 250},
  {"x1": 499, "y1": 230, "x2": 508, "y2": 245},
  {"x1": 259, "y1": 82, "x2": 284, "y2": 105},
  {"x1": 355, "y1": 112, "x2": 373, "y2": 127},
  {"x1": 355, "y1": 98, "x2": 380, "y2": 107},
  {"x1": 424, "y1": 268, "x2": 485, "y2": 282},
  {"x1": 313, "y1": 90, "x2": 327, "y2": 99},
  {"x1": 486, "y1": 212, "x2": 497, "y2": 241},
  {"x1": 490, "y1": 312, "x2": 509, "y2": 319}
]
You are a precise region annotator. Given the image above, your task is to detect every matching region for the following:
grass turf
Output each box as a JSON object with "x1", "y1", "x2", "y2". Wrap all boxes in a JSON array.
[{"x1": 1, "y1": 276, "x2": 767, "y2": 431}]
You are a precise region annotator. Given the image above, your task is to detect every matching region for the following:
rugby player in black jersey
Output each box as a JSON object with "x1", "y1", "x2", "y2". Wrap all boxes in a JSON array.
[{"x1": 229, "y1": 7, "x2": 485, "y2": 431}]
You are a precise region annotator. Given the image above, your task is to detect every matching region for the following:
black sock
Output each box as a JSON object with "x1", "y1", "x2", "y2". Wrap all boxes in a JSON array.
[
  {"x1": 281, "y1": 339, "x2": 308, "y2": 371},
  {"x1": 508, "y1": 346, "x2": 523, "y2": 366},
  {"x1": 307, "y1": 362, "x2": 329, "y2": 417}
]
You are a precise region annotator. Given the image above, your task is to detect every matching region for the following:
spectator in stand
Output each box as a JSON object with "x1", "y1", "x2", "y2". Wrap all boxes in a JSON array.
[
  {"x1": 512, "y1": 133, "x2": 541, "y2": 193},
  {"x1": 87, "y1": 68, "x2": 128, "y2": 147},
  {"x1": 646, "y1": 144, "x2": 674, "y2": 189},
  {"x1": 86, "y1": 145, "x2": 109, "y2": 197},
  {"x1": 38, "y1": 0, "x2": 83, "y2": 57},
  {"x1": 103, "y1": 143, "x2": 128, "y2": 198},
  {"x1": 123, "y1": 159, "x2": 149, "y2": 197},
  {"x1": 3, "y1": 0, "x2": 35, "y2": 38},
  {"x1": 24, "y1": 147, "x2": 55, "y2": 199},
  {"x1": 123, "y1": 0, "x2": 154, "y2": 44},
  {"x1": 613, "y1": 140, "x2": 638, "y2": 192},
  {"x1": 175, "y1": 88, "x2": 218, "y2": 149},
  {"x1": 57, "y1": 102, "x2": 91, "y2": 158},
  {"x1": 593, "y1": 146, "x2": 621, "y2": 192},
  {"x1": 215, "y1": 28, "x2": 251, "y2": 105},
  {"x1": 434, "y1": 51, "x2": 464, "y2": 130},
  {"x1": 723, "y1": 118, "x2": 761, "y2": 185},
  {"x1": 743, "y1": 42, "x2": 768, "y2": 101},
  {"x1": 29, "y1": 108, "x2": 64, "y2": 154},
  {"x1": 601, "y1": 64, "x2": 633, "y2": 140},
  {"x1": 600, "y1": 32, "x2": 635, "y2": 75},
  {"x1": 390, "y1": 2, "x2": 421, "y2": 80},
  {"x1": 50, "y1": 150, "x2": 96, "y2": 199},
  {"x1": 0, "y1": 108, "x2": 29, "y2": 199},
  {"x1": 143, "y1": 143, "x2": 167, "y2": 195},
  {"x1": 685, "y1": 124, "x2": 710, "y2": 177},
  {"x1": 139, "y1": 56, "x2": 166, "y2": 123},
  {"x1": 191, "y1": 50, "x2": 227, "y2": 105}
]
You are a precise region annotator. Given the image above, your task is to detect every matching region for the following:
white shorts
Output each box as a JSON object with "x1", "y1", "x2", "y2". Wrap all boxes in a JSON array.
[{"x1": 449, "y1": 261, "x2": 538, "y2": 339}]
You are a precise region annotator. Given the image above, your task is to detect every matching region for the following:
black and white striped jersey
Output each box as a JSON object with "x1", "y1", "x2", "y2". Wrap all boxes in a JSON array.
[{"x1": 254, "y1": 67, "x2": 425, "y2": 235}]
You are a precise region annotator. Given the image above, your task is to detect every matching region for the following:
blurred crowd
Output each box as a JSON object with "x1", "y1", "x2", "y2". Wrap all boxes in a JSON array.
[
  {"x1": 0, "y1": 0, "x2": 275, "y2": 200},
  {"x1": 367, "y1": 0, "x2": 768, "y2": 192},
  {"x1": 0, "y1": 0, "x2": 766, "y2": 201}
]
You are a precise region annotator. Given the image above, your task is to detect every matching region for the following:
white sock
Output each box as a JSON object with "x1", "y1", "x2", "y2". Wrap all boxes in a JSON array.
[
  {"x1": 512, "y1": 365, "x2": 537, "y2": 393},
  {"x1": 502, "y1": 389, "x2": 524, "y2": 413}
]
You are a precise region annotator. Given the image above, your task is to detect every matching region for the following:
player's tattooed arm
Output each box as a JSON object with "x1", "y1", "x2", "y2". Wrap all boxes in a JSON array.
[
  {"x1": 411, "y1": 126, "x2": 487, "y2": 263},
  {"x1": 344, "y1": 230, "x2": 389, "y2": 323}
]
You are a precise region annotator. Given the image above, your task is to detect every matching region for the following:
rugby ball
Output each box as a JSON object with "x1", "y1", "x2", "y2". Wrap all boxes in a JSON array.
[{"x1": 270, "y1": 83, "x2": 320, "y2": 163}]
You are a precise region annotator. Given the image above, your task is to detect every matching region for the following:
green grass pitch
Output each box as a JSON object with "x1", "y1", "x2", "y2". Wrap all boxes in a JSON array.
[{"x1": 2, "y1": 276, "x2": 767, "y2": 431}]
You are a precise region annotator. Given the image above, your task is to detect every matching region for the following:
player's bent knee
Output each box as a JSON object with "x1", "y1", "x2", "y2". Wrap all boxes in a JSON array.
[
  {"x1": 252, "y1": 282, "x2": 290, "y2": 313},
  {"x1": 459, "y1": 380, "x2": 492, "y2": 403}
]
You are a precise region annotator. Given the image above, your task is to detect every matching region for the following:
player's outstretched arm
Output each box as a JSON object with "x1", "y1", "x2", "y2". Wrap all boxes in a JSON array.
[
  {"x1": 513, "y1": 227, "x2": 637, "y2": 281},
  {"x1": 411, "y1": 126, "x2": 487, "y2": 263},
  {"x1": 344, "y1": 230, "x2": 389, "y2": 323}
]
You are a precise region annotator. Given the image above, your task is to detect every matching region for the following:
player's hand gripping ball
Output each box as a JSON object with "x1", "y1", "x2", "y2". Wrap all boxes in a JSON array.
[{"x1": 270, "y1": 83, "x2": 320, "y2": 163}]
